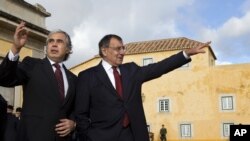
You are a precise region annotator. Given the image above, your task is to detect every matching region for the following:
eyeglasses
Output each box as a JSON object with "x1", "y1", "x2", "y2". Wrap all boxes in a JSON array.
[{"x1": 108, "y1": 46, "x2": 127, "y2": 52}]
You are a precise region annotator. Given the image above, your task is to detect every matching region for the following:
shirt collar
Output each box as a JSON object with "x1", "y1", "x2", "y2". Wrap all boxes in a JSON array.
[
  {"x1": 101, "y1": 59, "x2": 121, "y2": 74},
  {"x1": 47, "y1": 57, "x2": 63, "y2": 68},
  {"x1": 102, "y1": 59, "x2": 113, "y2": 72}
]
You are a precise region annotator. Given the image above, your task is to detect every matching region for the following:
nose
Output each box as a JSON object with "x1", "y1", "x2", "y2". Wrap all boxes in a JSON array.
[
  {"x1": 119, "y1": 49, "x2": 125, "y2": 55},
  {"x1": 51, "y1": 41, "x2": 58, "y2": 47}
]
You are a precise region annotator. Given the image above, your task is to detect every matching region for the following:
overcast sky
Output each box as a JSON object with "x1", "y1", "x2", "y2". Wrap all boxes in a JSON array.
[{"x1": 26, "y1": 0, "x2": 250, "y2": 68}]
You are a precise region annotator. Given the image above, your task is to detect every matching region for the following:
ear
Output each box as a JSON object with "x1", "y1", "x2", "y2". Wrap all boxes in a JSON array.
[
  {"x1": 66, "y1": 47, "x2": 71, "y2": 54},
  {"x1": 101, "y1": 48, "x2": 107, "y2": 56}
]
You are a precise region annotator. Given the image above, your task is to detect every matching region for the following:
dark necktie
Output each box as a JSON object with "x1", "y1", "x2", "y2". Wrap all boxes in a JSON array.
[
  {"x1": 53, "y1": 63, "x2": 65, "y2": 101},
  {"x1": 112, "y1": 66, "x2": 129, "y2": 127}
]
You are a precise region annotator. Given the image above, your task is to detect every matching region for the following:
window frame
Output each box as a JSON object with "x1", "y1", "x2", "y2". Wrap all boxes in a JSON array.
[
  {"x1": 220, "y1": 95, "x2": 235, "y2": 111},
  {"x1": 180, "y1": 123, "x2": 192, "y2": 138},
  {"x1": 158, "y1": 98, "x2": 170, "y2": 112},
  {"x1": 222, "y1": 122, "x2": 234, "y2": 137},
  {"x1": 143, "y1": 57, "x2": 153, "y2": 66}
]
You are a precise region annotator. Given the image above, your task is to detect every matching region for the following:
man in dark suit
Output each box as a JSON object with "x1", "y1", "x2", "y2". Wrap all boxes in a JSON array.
[
  {"x1": 75, "y1": 34, "x2": 211, "y2": 141},
  {"x1": 4, "y1": 105, "x2": 19, "y2": 141},
  {"x1": 0, "y1": 94, "x2": 7, "y2": 141},
  {"x1": 0, "y1": 22, "x2": 77, "y2": 141}
]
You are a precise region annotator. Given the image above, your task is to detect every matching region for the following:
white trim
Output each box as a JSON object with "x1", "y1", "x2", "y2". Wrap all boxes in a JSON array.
[
  {"x1": 142, "y1": 57, "x2": 153, "y2": 66},
  {"x1": 221, "y1": 122, "x2": 234, "y2": 138},
  {"x1": 157, "y1": 97, "x2": 171, "y2": 113},
  {"x1": 219, "y1": 94, "x2": 236, "y2": 112},
  {"x1": 179, "y1": 122, "x2": 193, "y2": 138}
]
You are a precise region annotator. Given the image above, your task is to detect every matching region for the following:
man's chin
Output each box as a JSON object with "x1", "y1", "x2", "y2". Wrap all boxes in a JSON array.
[
  {"x1": 118, "y1": 60, "x2": 123, "y2": 65},
  {"x1": 47, "y1": 55, "x2": 62, "y2": 62}
]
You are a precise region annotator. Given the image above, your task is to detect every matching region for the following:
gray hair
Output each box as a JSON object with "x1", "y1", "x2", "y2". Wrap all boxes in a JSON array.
[{"x1": 46, "y1": 30, "x2": 72, "y2": 61}]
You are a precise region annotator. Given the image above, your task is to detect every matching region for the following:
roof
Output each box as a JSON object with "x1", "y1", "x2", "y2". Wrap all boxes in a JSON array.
[
  {"x1": 125, "y1": 37, "x2": 216, "y2": 59},
  {"x1": 16, "y1": 0, "x2": 51, "y2": 17}
]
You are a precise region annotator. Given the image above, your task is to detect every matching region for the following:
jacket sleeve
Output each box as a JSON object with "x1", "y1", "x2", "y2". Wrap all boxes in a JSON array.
[
  {"x1": 0, "y1": 53, "x2": 31, "y2": 87},
  {"x1": 75, "y1": 70, "x2": 91, "y2": 141},
  {"x1": 139, "y1": 51, "x2": 191, "y2": 82}
]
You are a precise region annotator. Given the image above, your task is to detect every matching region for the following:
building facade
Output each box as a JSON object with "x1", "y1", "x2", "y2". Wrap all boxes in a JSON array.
[
  {"x1": 70, "y1": 37, "x2": 250, "y2": 141},
  {"x1": 0, "y1": 0, "x2": 50, "y2": 108}
]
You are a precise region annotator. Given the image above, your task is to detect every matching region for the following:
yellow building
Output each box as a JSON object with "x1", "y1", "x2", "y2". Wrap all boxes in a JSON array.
[
  {"x1": 70, "y1": 37, "x2": 250, "y2": 141},
  {"x1": 0, "y1": 0, "x2": 50, "y2": 108}
]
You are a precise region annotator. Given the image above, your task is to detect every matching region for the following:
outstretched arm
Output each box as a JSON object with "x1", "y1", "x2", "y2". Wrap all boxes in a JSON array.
[
  {"x1": 184, "y1": 41, "x2": 211, "y2": 57},
  {"x1": 138, "y1": 41, "x2": 211, "y2": 82}
]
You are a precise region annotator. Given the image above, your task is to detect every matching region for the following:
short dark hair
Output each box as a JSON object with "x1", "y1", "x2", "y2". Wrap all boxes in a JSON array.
[
  {"x1": 16, "y1": 107, "x2": 22, "y2": 112},
  {"x1": 7, "y1": 105, "x2": 13, "y2": 110},
  {"x1": 98, "y1": 34, "x2": 123, "y2": 57}
]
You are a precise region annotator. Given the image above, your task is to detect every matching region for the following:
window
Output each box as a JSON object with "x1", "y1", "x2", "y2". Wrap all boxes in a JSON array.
[
  {"x1": 180, "y1": 124, "x2": 192, "y2": 138},
  {"x1": 159, "y1": 99, "x2": 169, "y2": 112},
  {"x1": 223, "y1": 123, "x2": 234, "y2": 137},
  {"x1": 221, "y1": 96, "x2": 234, "y2": 110},
  {"x1": 143, "y1": 58, "x2": 153, "y2": 66}
]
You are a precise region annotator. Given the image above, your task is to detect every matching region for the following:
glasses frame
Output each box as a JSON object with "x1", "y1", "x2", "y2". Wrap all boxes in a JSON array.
[{"x1": 108, "y1": 46, "x2": 127, "y2": 52}]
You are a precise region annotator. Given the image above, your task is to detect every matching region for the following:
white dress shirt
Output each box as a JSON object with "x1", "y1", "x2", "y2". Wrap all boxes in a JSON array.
[{"x1": 102, "y1": 60, "x2": 120, "y2": 89}]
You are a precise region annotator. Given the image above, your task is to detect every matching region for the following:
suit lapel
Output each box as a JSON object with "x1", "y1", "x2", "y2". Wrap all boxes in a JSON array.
[
  {"x1": 95, "y1": 62, "x2": 118, "y2": 98},
  {"x1": 41, "y1": 58, "x2": 61, "y2": 103},
  {"x1": 62, "y1": 65, "x2": 74, "y2": 106},
  {"x1": 120, "y1": 65, "x2": 130, "y2": 101}
]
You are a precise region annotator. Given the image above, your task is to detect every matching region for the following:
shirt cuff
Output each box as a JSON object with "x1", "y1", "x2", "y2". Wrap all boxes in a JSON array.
[
  {"x1": 183, "y1": 51, "x2": 190, "y2": 60},
  {"x1": 8, "y1": 50, "x2": 19, "y2": 61}
]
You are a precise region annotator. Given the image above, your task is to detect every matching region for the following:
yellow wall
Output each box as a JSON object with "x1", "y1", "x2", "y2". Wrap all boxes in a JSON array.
[
  {"x1": 70, "y1": 57, "x2": 101, "y2": 75},
  {"x1": 0, "y1": 39, "x2": 33, "y2": 59},
  {"x1": 70, "y1": 48, "x2": 249, "y2": 141}
]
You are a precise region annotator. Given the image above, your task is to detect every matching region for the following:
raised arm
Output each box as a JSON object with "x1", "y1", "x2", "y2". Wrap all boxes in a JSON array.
[
  {"x1": 11, "y1": 21, "x2": 28, "y2": 55},
  {"x1": 0, "y1": 21, "x2": 29, "y2": 87}
]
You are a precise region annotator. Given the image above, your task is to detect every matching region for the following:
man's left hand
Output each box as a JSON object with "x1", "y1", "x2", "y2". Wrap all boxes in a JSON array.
[{"x1": 55, "y1": 119, "x2": 76, "y2": 137}]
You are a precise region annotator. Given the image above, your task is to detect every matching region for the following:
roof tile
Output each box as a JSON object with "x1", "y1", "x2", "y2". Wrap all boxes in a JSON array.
[{"x1": 125, "y1": 37, "x2": 204, "y2": 55}]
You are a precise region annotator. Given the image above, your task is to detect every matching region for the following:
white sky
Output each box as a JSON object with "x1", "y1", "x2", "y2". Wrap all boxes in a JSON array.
[{"x1": 25, "y1": 0, "x2": 250, "y2": 68}]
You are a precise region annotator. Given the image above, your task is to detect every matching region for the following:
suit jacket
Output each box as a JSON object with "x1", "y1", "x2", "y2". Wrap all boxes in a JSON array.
[
  {"x1": 75, "y1": 52, "x2": 191, "y2": 141},
  {"x1": 3, "y1": 113, "x2": 19, "y2": 141},
  {"x1": 0, "y1": 95, "x2": 7, "y2": 141},
  {"x1": 0, "y1": 55, "x2": 77, "y2": 141}
]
